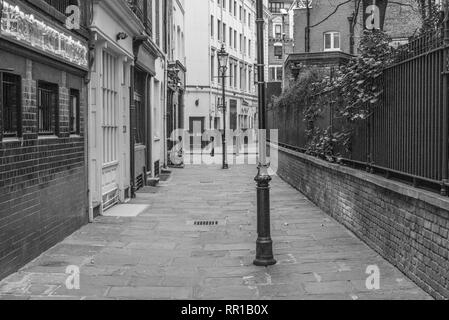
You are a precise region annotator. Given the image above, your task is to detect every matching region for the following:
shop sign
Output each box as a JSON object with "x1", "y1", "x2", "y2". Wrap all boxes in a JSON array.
[{"x1": 1, "y1": 1, "x2": 88, "y2": 68}]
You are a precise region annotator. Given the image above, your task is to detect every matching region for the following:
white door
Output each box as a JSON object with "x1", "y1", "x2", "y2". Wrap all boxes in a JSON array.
[{"x1": 101, "y1": 50, "x2": 120, "y2": 210}]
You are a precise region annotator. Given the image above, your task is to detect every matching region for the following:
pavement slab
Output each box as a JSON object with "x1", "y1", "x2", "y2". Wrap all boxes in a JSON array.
[{"x1": 0, "y1": 165, "x2": 433, "y2": 300}]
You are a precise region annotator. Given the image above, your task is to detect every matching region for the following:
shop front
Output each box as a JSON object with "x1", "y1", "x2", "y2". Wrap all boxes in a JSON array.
[
  {"x1": 88, "y1": 0, "x2": 139, "y2": 214},
  {"x1": 0, "y1": 0, "x2": 90, "y2": 278}
]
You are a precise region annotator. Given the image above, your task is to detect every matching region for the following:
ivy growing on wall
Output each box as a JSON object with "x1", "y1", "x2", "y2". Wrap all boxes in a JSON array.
[{"x1": 272, "y1": 29, "x2": 395, "y2": 160}]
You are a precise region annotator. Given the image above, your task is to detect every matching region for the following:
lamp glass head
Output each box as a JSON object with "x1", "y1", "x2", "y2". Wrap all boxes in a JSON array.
[{"x1": 217, "y1": 45, "x2": 229, "y2": 70}]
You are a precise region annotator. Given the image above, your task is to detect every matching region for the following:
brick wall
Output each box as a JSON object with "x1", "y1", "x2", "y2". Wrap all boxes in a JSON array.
[
  {"x1": 274, "y1": 145, "x2": 449, "y2": 300},
  {"x1": 293, "y1": 0, "x2": 354, "y2": 54},
  {"x1": 0, "y1": 58, "x2": 88, "y2": 280}
]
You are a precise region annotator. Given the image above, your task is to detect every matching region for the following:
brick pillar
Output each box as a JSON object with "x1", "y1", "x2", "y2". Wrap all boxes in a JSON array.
[{"x1": 22, "y1": 59, "x2": 37, "y2": 140}]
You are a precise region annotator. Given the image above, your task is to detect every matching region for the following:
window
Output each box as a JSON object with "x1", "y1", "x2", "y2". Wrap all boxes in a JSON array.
[
  {"x1": 211, "y1": 15, "x2": 214, "y2": 38},
  {"x1": 69, "y1": 89, "x2": 80, "y2": 135},
  {"x1": 218, "y1": 19, "x2": 221, "y2": 41},
  {"x1": 234, "y1": 64, "x2": 237, "y2": 88},
  {"x1": 223, "y1": 23, "x2": 226, "y2": 44},
  {"x1": 324, "y1": 32, "x2": 340, "y2": 51},
  {"x1": 269, "y1": 1, "x2": 285, "y2": 13},
  {"x1": 135, "y1": 92, "x2": 144, "y2": 144},
  {"x1": 248, "y1": 40, "x2": 251, "y2": 57},
  {"x1": 211, "y1": 52, "x2": 215, "y2": 82},
  {"x1": 269, "y1": 66, "x2": 283, "y2": 82},
  {"x1": 43, "y1": 0, "x2": 79, "y2": 15},
  {"x1": 240, "y1": 66, "x2": 243, "y2": 90},
  {"x1": 229, "y1": 61, "x2": 233, "y2": 87},
  {"x1": 38, "y1": 81, "x2": 59, "y2": 135},
  {"x1": 217, "y1": 55, "x2": 222, "y2": 85},
  {"x1": 274, "y1": 24, "x2": 282, "y2": 38},
  {"x1": 234, "y1": 30, "x2": 237, "y2": 48},
  {"x1": 0, "y1": 72, "x2": 22, "y2": 138},
  {"x1": 229, "y1": 28, "x2": 233, "y2": 48},
  {"x1": 276, "y1": 67, "x2": 283, "y2": 81},
  {"x1": 274, "y1": 44, "x2": 283, "y2": 59},
  {"x1": 243, "y1": 36, "x2": 247, "y2": 55},
  {"x1": 239, "y1": 34, "x2": 243, "y2": 52}
]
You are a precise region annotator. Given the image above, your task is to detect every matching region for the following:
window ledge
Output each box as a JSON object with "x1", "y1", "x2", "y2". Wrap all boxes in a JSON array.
[
  {"x1": 1, "y1": 137, "x2": 20, "y2": 143},
  {"x1": 38, "y1": 135, "x2": 59, "y2": 140}
]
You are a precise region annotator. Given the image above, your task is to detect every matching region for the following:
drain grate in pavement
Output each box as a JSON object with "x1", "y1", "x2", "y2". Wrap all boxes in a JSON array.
[
  {"x1": 187, "y1": 220, "x2": 226, "y2": 226},
  {"x1": 194, "y1": 220, "x2": 219, "y2": 226}
]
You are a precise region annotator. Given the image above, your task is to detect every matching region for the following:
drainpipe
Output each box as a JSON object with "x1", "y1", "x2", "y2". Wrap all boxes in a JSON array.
[
  {"x1": 130, "y1": 65, "x2": 136, "y2": 198},
  {"x1": 145, "y1": 72, "x2": 151, "y2": 181},
  {"x1": 305, "y1": 0, "x2": 310, "y2": 52},
  {"x1": 163, "y1": 57, "x2": 169, "y2": 169},
  {"x1": 348, "y1": 14, "x2": 355, "y2": 55}
]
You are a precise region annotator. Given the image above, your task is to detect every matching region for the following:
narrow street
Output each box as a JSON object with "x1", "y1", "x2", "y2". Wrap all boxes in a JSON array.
[{"x1": 0, "y1": 165, "x2": 431, "y2": 300}]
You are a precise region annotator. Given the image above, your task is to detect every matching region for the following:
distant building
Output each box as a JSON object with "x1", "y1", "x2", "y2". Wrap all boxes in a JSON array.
[
  {"x1": 283, "y1": 0, "x2": 422, "y2": 87},
  {"x1": 184, "y1": 0, "x2": 261, "y2": 138},
  {"x1": 167, "y1": 0, "x2": 187, "y2": 166},
  {"x1": 267, "y1": 0, "x2": 295, "y2": 99}
]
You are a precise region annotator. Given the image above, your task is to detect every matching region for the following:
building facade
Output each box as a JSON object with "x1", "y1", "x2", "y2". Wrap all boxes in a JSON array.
[
  {"x1": 88, "y1": 0, "x2": 137, "y2": 214},
  {"x1": 130, "y1": 0, "x2": 168, "y2": 188},
  {"x1": 184, "y1": 0, "x2": 258, "y2": 142},
  {"x1": 0, "y1": 0, "x2": 90, "y2": 279},
  {"x1": 88, "y1": 0, "x2": 168, "y2": 215},
  {"x1": 267, "y1": 0, "x2": 295, "y2": 98},
  {"x1": 167, "y1": 0, "x2": 187, "y2": 166},
  {"x1": 283, "y1": 0, "x2": 422, "y2": 86}
]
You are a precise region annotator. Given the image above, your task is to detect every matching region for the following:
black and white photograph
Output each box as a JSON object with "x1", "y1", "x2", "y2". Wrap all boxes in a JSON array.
[{"x1": 0, "y1": 0, "x2": 448, "y2": 306}]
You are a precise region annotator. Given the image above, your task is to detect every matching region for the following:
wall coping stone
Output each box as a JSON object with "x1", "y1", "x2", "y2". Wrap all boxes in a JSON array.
[{"x1": 272, "y1": 143, "x2": 449, "y2": 212}]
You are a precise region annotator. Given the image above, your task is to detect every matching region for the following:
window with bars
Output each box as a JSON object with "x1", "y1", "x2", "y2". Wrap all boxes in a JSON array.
[
  {"x1": 69, "y1": 89, "x2": 80, "y2": 135},
  {"x1": 43, "y1": 0, "x2": 79, "y2": 14},
  {"x1": 38, "y1": 82, "x2": 59, "y2": 135},
  {"x1": 1, "y1": 73, "x2": 22, "y2": 138},
  {"x1": 102, "y1": 50, "x2": 119, "y2": 165}
]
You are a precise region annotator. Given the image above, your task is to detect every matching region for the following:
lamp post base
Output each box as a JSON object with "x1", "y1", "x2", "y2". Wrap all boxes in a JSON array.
[
  {"x1": 222, "y1": 140, "x2": 228, "y2": 169},
  {"x1": 254, "y1": 165, "x2": 276, "y2": 267},
  {"x1": 254, "y1": 237, "x2": 276, "y2": 267}
]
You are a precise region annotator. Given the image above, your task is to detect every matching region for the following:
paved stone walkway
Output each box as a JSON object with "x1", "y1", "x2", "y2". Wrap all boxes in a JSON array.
[{"x1": 0, "y1": 165, "x2": 432, "y2": 300}]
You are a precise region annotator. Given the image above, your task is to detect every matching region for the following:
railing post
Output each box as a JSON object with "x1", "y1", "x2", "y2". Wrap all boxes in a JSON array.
[{"x1": 441, "y1": 3, "x2": 449, "y2": 196}]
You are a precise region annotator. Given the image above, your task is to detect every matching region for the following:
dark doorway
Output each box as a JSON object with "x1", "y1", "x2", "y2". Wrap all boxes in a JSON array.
[{"x1": 189, "y1": 117, "x2": 206, "y2": 149}]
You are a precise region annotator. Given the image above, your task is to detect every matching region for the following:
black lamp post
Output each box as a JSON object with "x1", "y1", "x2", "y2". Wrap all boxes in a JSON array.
[
  {"x1": 254, "y1": 0, "x2": 276, "y2": 267},
  {"x1": 217, "y1": 44, "x2": 229, "y2": 170}
]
